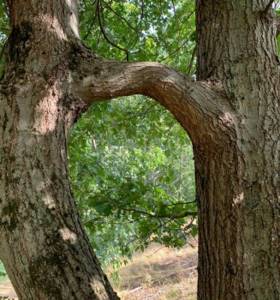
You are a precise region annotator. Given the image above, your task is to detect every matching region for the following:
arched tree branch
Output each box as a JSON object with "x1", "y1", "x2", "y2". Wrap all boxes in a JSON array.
[{"x1": 69, "y1": 47, "x2": 235, "y2": 143}]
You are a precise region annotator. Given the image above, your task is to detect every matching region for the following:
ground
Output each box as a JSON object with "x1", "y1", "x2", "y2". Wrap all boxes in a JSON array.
[
  {"x1": 0, "y1": 241, "x2": 198, "y2": 300},
  {"x1": 0, "y1": 280, "x2": 17, "y2": 300}
]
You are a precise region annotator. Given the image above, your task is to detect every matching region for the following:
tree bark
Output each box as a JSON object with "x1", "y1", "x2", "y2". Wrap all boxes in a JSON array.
[
  {"x1": 0, "y1": 1, "x2": 118, "y2": 299},
  {"x1": 0, "y1": 0, "x2": 279, "y2": 299},
  {"x1": 196, "y1": 0, "x2": 280, "y2": 299}
]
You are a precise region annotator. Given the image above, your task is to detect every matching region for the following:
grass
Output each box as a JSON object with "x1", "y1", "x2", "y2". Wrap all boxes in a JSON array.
[{"x1": 107, "y1": 240, "x2": 198, "y2": 300}]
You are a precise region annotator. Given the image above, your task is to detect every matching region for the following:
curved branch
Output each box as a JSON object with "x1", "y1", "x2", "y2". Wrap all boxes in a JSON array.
[
  {"x1": 70, "y1": 48, "x2": 234, "y2": 143},
  {"x1": 119, "y1": 207, "x2": 197, "y2": 219},
  {"x1": 96, "y1": 0, "x2": 129, "y2": 61},
  {"x1": 102, "y1": 1, "x2": 138, "y2": 34}
]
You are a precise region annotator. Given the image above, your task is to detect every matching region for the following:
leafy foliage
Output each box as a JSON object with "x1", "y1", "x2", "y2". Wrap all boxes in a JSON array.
[
  {"x1": 69, "y1": 97, "x2": 196, "y2": 265},
  {"x1": 0, "y1": 261, "x2": 6, "y2": 281},
  {"x1": 69, "y1": 0, "x2": 198, "y2": 267},
  {"x1": 80, "y1": 0, "x2": 196, "y2": 72}
]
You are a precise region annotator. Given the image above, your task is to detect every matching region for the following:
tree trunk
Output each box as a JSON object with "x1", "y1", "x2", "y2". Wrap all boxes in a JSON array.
[
  {"x1": 0, "y1": 0, "x2": 279, "y2": 299},
  {"x1": 0, "y1": 0, "x2": 118, "y2": 299},
  {"x1": 196, "y1": 0, "x2": 280, "y2": 299}
]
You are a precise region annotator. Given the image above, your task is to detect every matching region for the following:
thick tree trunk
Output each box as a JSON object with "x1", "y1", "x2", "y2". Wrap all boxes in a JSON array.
[
  {"x1": 195, "y1": 144, "x2": 280, "y2": 299},
  {"x1": 196, "y1": 1, "x2": 280, "y2": 299},
  {"x1": 0, "y1": 95, "x2": 118, "y2": 300},
  {"x1": 0, "y1": 0, "x2": 118, "y2": 299}
]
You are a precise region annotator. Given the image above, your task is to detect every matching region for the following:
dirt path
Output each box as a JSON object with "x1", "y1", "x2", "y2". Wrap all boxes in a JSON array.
[{"x1": 115, "y1": 242, "x2": 198, "y2": 300}]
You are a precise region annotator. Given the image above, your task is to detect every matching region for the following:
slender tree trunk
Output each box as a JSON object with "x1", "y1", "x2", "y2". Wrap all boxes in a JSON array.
[
  {"x1": 0, "y1": 1, "x2": 118, "y2": 299},
  {"x1": 196, "y1": 1, "x2": 280, "y2": 299}
]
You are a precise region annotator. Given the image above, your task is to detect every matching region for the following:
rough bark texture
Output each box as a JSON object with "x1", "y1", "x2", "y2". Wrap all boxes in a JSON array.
[
  {"x1": 0, "y1": 1, "x2": 118, "y2": 299},
  {"x1": 196, "y1": 1, "x2": 280, "y2": 299},
  {"x1": 0, "y1": 0, "x2": 279, "y2": 299}
]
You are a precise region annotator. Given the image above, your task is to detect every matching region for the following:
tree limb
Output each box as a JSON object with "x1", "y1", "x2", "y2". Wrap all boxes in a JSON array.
[
  {"x1": 96, "y1": 0, "x2": 129, "y2": 60},
  {"x1": 119, "y1": 207, "x2": 197, "y2": 219},
  {"x1": 70, "y1": 47, "x2": 234, "y2": 142}
]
